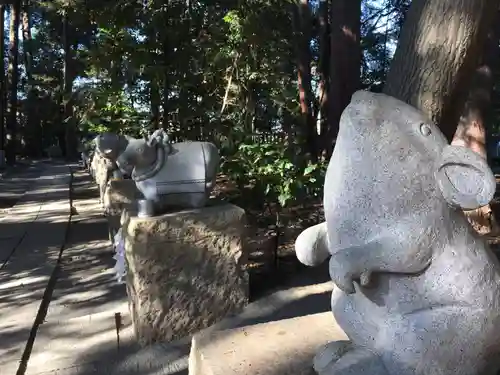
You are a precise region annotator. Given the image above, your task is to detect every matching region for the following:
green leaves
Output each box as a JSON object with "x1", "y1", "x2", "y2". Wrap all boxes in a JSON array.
[{"x1": 221, "y1": 140, "x2": 326, "y2": 209}]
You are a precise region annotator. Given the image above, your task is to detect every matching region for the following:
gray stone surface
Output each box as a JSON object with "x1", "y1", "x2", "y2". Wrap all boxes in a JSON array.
[
  {"x1": 189, "y1": 312, "x2": 347, "y2": 375},
  {"x1": 295, "y1": 90, "x2": 500, "y2": 375},
  {"x1": 0, "y1": 163, "x2": 72, "y2": 374},
  {"x1": 95, "y1": 131, "x2": 220, "y2": 212},
  {"x1": 104, "y1": 179, "x2": 143, "y2": 240},
  {"x1": 90, "y1": 151, "x2": 116, "y2": 203},
  {"x1": 123, "y1": 203, "x2": 249, "y2": 346}
]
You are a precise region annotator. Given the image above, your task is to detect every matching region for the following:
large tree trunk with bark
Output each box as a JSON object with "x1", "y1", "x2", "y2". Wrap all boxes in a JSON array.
[
  {"x1": 293, "y1": 0, "x2": 318, "y2": 162},
  {"x1": 0, "y1": 5, "x2": 6, "y2": 168},
  {"x1": 325, "y1": 0, "x2": 361, "y2": 157},
  {"x1": 161, "y1": 34, "x2": 169, "y2": 130},
  {"x1": 6, "y1": 0, "x2": 21, "y2": 165},
  {"x1": 384, "y1": 0, "x2": 499, "y2": 138},
  {"x1": 316, "y1": 0, "x2": 329, "y2": 156},
  {"x1": 62, "y1": 11, "x2": 78, "y2": 160},
  {"x1": 450, "y1": 11, "x2": 500, "y2": 234},
  {"x1": 150, "y1": 80, "x2": 160, "y2": 129},
  {"x1": 22, "y1": 0, "x2": 40, "y2": 157},
  {"x1": 384, "y1": 0, "x2": 500, "y2": 234}
]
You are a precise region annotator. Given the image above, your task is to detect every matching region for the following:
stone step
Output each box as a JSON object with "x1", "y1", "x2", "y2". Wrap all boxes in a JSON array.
[{"x1": 189, "y1": 312, "x2": 347, "y2": 375}]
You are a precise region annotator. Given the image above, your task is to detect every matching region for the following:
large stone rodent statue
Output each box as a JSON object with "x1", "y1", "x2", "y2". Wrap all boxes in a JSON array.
[{"x1": 295, "y1": 90, "x2": 500, "y2": 375}]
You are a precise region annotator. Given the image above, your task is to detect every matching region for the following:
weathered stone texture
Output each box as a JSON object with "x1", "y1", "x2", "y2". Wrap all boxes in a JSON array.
[
  {"x1": 90, "y1": 152, "x2": 114, "y2": 202},
  {"x1": 189, "y1": 312, "x2": 347, "y2": 375},
  {"x1": 104, "y1": 179, "x2": 143, "y2": 239},
  {"x1": 296, "y1": 91, "x2": 500, "y2": 375},
  {"x1": 123, "y1": 203, "x2": 249, "y2": 346}
]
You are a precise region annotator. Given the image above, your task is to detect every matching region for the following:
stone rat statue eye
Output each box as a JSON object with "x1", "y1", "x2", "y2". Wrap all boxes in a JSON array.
[{"x1": 420, "y1": 123, "x2": 432, "y2": 136}]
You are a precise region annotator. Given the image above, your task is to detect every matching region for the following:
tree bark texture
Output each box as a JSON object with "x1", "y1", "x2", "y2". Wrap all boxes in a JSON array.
[
  {"x1": 150, "y1": 80, "x2": 160, "y2": 129},
  {"x1": 384, "y1": 0, "x2": 500, "y2": 142},
  {"x1": 294, "y1": 0, "x2": 318, "y2": 162},
  {"x1": 62, "y1": 11, "x2": 78, "y2": 160},
  {"x1": 6, "y1": 0, "x2": 21, "y2": 165},
  {"x1": 22, "y1": 0, "x2": 41, "y2": 157},
  {"x1": 451, "y1": 10, "x2": 500, "y2": 234},
  {"x1": 384, "y1": 0, "x2": 500, "y2": 235},
  {"x1": 325, "y1": 0, "x2": 361, "y2": 157},
  {"x1": 162, "y1": 34, "x2": 169, "y2": 130},
  {"x1": 0, "y1": 5, "x2": 5, "y2": 156},
  {"x1": 316, "y1": 0, "x2": 330, "y2": 154}
]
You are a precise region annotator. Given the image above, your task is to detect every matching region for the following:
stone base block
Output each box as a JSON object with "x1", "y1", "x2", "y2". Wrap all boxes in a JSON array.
[
  {"x1": 104, "y1": 179, "x2": 143, "y2": 241},
  {"x1": 188, "y1": 312, "x2": 347, "y2": 375},
  {"x1": 123, "y1": 203, "x2": 249, "y2": 346}
]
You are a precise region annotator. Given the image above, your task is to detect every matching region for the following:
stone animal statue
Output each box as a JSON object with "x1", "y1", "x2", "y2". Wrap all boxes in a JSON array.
[
  {"x1": 94, "y1": 154, "x2": 120, "y2": 205},
  {"x1": 295, "y1": 90, "x2": 500, "y2": 375},
  {"x1": 91, "y1": 137, "x2": 123, "y2": 205},
  {"x1": 95, "y1": 133, "x2": 135, "y2": 176},
  {"x1": 95, "y1": 130, "x2": 220, "y2": 213}
]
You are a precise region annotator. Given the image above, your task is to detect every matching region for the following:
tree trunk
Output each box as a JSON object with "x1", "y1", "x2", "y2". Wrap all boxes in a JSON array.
[
  {"x1": 316, "y1": 0, "x2": 329, "y2": 157},
  {"x1": 293, "y1": 0, "x2": 317, "y2": 163},
  {"x1": 0, "y1": 5, "x2": 5, "y2": 167},
  {"x1": 22, "y1": 0, "x2": 40, "y2": 157},
  {"x1": 453, "y1": 64, "x2": 496, "y2": 234},
  {"x1": 450, "y1": 12, "x2": 500, "y2": 234},
  {"x1": 150, "y1": 80, "x2": 160, "y2": 129},
  {"x1": 383, "y1": 0, "x2": 499, "y2": 141},
  {"x1": 384, "y1": 0, "x2": 500, "y2": 235},
  {"x1": 6, "y1": 0, "x2": 21, "y2": 165},
  {"x1": 161, "y1": 35, "x2": 169, "y2": 130},
  {"x1": 325, "y1": 0, "x2": 361, "y2": 157},
  {"x1": 62, "y1": 11, "x2": 78, "y2": 160}
]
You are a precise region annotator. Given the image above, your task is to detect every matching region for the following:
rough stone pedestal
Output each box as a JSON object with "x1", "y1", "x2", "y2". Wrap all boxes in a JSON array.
[
  {"x1": 189, "y1": 312, "x2": 348, "y2": 375},
  {"x1": 103, "y1": 179, "x2": 143, "y2": 241},
  {"x1": 123, "y1": 203, "x2": 249, "y2": 346}
]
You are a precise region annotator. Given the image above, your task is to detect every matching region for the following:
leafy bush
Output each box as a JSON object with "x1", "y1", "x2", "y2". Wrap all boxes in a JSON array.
[{"x1": 221, "y1": 141, "x2": 326, "y2": 210}]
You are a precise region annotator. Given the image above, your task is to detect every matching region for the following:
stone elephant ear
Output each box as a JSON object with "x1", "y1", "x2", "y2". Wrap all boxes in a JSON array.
[
  {"x1": 95, "y1": 133, "x2": 128, "y2": 160},
  {"x1": 436, "y1": 145, "x2": 496, "y2": 210}
]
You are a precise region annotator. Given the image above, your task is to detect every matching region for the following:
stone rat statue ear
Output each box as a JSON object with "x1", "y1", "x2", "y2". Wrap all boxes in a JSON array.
[{"x1": 436, "y1": 145, "x2": 496, "y2": 210}]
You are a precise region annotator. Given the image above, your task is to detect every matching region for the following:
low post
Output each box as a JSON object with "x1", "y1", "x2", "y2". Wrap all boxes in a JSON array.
[
  {"x1": 103, "y1": 179, "x2": 143, "y2": 241},
  {"x1": 123, "y1": 203, "x2": 249, "y2": 346}
]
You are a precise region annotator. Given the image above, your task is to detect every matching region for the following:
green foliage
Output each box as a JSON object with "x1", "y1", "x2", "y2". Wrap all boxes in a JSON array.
[
  {"x1": 221, "y1": 141, "x2": 326, "y2": 209},
  {"x1": 6, "y1": 0, "x2": 415, "y2": 205}
]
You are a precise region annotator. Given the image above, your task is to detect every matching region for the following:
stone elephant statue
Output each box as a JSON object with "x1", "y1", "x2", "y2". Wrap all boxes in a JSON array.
[
  {"x1": 295, "y1": 91, "x2": 500, "y2": 375},
  {"x1": 95, "y1": 130, "x2": 220, "y2": 214}
]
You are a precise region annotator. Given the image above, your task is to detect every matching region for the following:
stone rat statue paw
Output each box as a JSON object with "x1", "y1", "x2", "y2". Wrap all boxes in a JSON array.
[
  {"x1": 317, "y1": 347, "x2": 389, "y2": 375},
  {"x1": 329, "y1": 249, "x2": 373, "y2": 294},
  {"x1": 313, "y1": 340, "x2": 353, "y2": 374}
]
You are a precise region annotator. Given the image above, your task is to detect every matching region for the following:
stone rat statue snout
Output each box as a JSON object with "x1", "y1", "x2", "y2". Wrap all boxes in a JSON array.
[{"x1": 296, "y1": 90, "x2": 500, "y2": 375}]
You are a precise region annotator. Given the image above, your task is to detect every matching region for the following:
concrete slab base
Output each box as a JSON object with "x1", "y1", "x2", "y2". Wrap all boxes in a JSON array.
[{"x1": 188, "y1": 312, "x2": 347, "y2": 375}]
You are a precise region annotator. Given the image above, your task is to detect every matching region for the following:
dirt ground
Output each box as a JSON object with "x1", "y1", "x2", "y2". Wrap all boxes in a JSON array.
[{"x1": 211, "y1": 174, "x2": 324, "y2": 298}]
